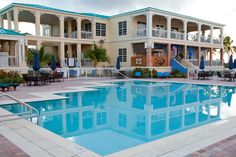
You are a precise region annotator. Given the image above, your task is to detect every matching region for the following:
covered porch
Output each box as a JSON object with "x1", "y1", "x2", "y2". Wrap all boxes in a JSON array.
[
  {"x1": 131, "y1": 42, "x2": 171, "y2": 67},
  {"x1": 0, "y1": 28, "x2": 26, "y2": 68}
]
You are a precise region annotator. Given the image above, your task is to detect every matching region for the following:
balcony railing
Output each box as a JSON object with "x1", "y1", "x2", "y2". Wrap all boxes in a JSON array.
[
  {"x1": 81, "y1": 31, "x2": 92, "y2": 39},
  {"x1": 64, "y1": 31, "x2": 77, "y2": 38},
  {"x1": 188, "y1": 59, "x2": 222, "y2": 67},
  {"x1": 136, "y1": 28, "x2": 147, "y2": 37},
  {"x1": 171, "y1": 31, "x2": 185, "y2": 40},
  {"x1": 186, "y1": 34, "x2": 198, "y2": 42},
  {"x1": 152, "y1": 29, "x2": 167, "y2": 38},
  {"x1": 200, "y1": 36, "x2": 211, "y2": 43},
  {"x1": 212, "y1": 38, "x2": 221, "y2": 45}
]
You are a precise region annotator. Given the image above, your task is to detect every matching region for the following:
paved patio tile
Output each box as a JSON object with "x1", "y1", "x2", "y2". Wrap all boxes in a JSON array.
[{"x1": 0, "y1": 134, "x2": 29, "y2": 157}]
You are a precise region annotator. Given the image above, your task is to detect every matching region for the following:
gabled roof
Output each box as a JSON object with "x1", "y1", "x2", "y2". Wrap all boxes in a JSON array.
[
  {"x1": 0, "y1": 27, "x2": 24, "y2": 36},
  {"x1": 0, "y1": 3, "x2": 110, "y2": 19}
]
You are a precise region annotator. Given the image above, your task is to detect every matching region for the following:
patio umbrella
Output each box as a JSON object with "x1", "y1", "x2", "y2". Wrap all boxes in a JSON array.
[
  {"x1": 116, "y1": 56, "x2": 121, "y2": 70},
  {"x1": 32, "y1": 52, "x2": 40, "y2": 71},
  {"x1": 199, "y1": 55, "x2": 205, "y2": 70},
  {"x1": 50, "y1": 55, "x2": 56, "y2": 71},
  {"x1": 234, "y1": 59, "x2": 236, "y2": 69},
  {"x1": 228, "y1": 55, "x2": 234, "y2": 70}
]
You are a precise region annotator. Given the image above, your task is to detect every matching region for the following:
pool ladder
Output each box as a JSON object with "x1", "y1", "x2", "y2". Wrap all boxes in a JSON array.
[{"x1": 0, "y1": 92, "x2": 40, "y2": 125}]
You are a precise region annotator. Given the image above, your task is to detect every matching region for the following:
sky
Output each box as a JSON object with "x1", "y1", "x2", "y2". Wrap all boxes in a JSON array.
[{"x1": 1, "y1": 0, "x2": 236, "y2": 45}]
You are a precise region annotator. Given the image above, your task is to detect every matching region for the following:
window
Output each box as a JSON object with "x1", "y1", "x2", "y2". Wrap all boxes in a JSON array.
[
  {"x1": 118, "y1": 21, "x2": 127, "y2": 36},
  {"x1": 85, "y1": 23, "x2": 91, "y2": 32},
  {"x1": 96, "y1": 23, "x2": 106, "y2": 36},
  {"x1": 118, "y1": 48, "x2": 127, "y2": 62},
  {"x1": 97, "y1": 112, "x2": 107, "y2": 125},
  {"x1": 118, "y1": 113, "x2": 127, "y2": 128}
]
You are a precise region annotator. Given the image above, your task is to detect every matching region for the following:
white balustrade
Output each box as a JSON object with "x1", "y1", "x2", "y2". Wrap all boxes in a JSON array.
[
  {"x1": 152, "y1": 29, "x2": 167, "y2": 38},
  {"x1": 171, "y1": 31, "x2": 185, "y2": 40},
  {"x1": 135, "y1": 28, "x2": 147, "y2": 37},
  {"x1": 81, "y1": 31, "x2": 92, "y2": 39}
]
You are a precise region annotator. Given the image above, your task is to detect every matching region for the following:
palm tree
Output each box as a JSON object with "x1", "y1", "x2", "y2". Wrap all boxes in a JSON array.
[
  {"x1": 223, "y1": 36, "x2": 234, "y2": 55},
  {"x1": 83, "y1": 43, "x2": 110, "y2": 67},
  {"x1": 27, "y1": 46, "x2": 52, "y2": 67}
]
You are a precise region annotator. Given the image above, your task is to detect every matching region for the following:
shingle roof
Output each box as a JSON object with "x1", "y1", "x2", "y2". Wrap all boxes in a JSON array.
[{"x1": 0, "y1": 27, "x2": 24, "y2": 36}]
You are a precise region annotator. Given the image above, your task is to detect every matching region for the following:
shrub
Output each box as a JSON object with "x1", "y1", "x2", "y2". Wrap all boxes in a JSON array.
[
  {"x1": 0, "y1": 70, "x2": 23, "y2": 84},
  {"x1": 171, "y1": 69, "x2": 187, "y2": 78}
]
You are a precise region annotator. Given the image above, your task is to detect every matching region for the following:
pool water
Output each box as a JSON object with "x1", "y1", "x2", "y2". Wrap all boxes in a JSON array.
[{"x1": 1, "y1": 81, "x2": 236, "y2": 155}]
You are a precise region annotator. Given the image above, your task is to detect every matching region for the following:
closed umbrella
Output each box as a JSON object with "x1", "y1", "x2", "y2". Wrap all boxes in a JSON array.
[
  {"x1": 228, "y1": 55, "x2": 234, "y2": 70},
  {"x1": 234, "y1": 59, "x2": 236, "y2": 69},
  {"x1": 50, "y1": 55, "x2": 56, "y2": 71},
  {"x1": 116, "y1": 56, "x2": 121, "y2": 70},
  {"x1": 32, "y1": 52, "x2": 40, "y2": 71},
  {"x1": 199, "y1": 55, "x2": 205, "y2": 70}
]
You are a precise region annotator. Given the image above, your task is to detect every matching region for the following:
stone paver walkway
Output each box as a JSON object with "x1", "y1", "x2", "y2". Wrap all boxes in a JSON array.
[
  {"x1": 0, "y1": 134, "x2": 29, "y2": 157},
  {"x1": 187, "y1": 135, "x2": 236, "y2": 157}
]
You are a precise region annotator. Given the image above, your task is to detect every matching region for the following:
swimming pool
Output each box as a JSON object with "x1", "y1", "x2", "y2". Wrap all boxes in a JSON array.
[{"x1": 1, "y1": 81, "x2": 236, "y2": 156}]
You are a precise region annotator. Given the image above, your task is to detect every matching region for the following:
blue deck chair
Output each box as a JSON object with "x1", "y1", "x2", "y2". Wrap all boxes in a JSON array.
[
  {"x1": 156, "y1": 72, "x2": 164, "y2": 78},
  {"x1": 134, "y1": 71, "x2": 142, "y2": 77},
  {"x1": 163, "y1": 72, "x2": 170, "y2": 78}
]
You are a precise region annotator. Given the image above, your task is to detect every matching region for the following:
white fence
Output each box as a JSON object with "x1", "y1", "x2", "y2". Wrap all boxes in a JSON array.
[{"x1": 152, "y1": 29, "x2": 168, "y2": 38}]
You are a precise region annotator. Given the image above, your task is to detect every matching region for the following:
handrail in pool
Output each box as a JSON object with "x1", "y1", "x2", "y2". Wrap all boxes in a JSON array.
[{"x1": 0, "y1": 92, "x2": 40, "y2": 125}]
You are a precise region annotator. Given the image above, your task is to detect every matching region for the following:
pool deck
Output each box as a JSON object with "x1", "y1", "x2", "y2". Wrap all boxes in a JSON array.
[{"x1": 0, "y1": 77, "x2": 236, "y2": 157}]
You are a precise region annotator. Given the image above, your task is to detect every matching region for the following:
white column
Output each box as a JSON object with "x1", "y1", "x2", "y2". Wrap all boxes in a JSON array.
[
  {"x1": 76, "y1": 17, "x2": 81, "y2": 39},
  {"x1": 7, "y1": 12, "x2": 12, "y2": 30},
  {"x1": 67, "y1": 19, "x2": 72, "y2": 38},
  {"x1": 92, "y1": 18, "x2": 96, "y2": 39},
  {"x1": 60, "y1": 42, "x2": 65, "y2": 67},
  {"x1": 167, "y1": 16, "x2": 171, "y2": 39},
  {"x1": 59, "y1": 15, "x2": 64, "y2": 38},
  {"x1": 34, "y1": 11, "x2": 41, "y2": 36},
  {"x1": 68, "y1": 44, "x2": 72, "y2": 58},
  {"x1": 0, "y1": 16, "x2": 3, "y2": 28},
  {"x1": 18, "y1": 39, "x2": 26, "y2": 66},
  {"x1": 220, "y1": 27, "x2": 224, "y2": 45},
  {"x1": 210, "y1": 26, "x2": 213, "y2": 44},
  {"x1": 77, "y1": 43, "x2": 81, "y2": 67},
  {"x1": 183, "y1": 20, "x2": 187, "y2": 40},
  {"x1": 198, "y1": 23, "x2": 201, "y2": 42},
  {"x1": 36, "y1": 40, "x2": 41, "y2": 50},
  {"x1": 13, "y1": 8, "x2": 19, "y2": 32},
  {"x1": 147, "y1": 11, "x2": 153, "y2": 38}
]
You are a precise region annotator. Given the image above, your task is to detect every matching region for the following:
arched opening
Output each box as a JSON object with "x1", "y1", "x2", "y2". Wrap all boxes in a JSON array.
[
  {"x1": 41, "y1": 14, "x2": 60, "y2": 37},
  {"x1": 171, "y1": 18, "x2": 184, "y2": 40},
  {"x1": 201, "y1": 25, "x2": 211, "y2": 43},
  {"x1": 64, "y1": 17, "x2": 77, "y2": 38},
  {"x1": 18, "y1": 10, "x2": 36, "y2": 35},
  {"x1": 132, "y1": 15, "x2": 147, "y2": 37},
  {"x1": 81, "y1": 19, "x2": 92, "y2": 39},
  {"x1": 152, "y1": 15, "x2": 167, "y2": 38},
  {"x1": 187, "y1": 22, "x2": 198, "y2": 42}
]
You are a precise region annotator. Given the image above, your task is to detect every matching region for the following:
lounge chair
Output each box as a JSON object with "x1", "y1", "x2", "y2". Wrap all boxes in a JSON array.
[
  {"x1": 156, "y1": 72, "x2": 164, "y2": 78},
  {"x1": 216, "y1": 72, "x2": 224, "y2": 81},
  {"x1": 163, "y1": 72, "x2": 170, "y2": 78},
  {"x1": 134, "y1": 71, "x2": 142, "y2": 78}
]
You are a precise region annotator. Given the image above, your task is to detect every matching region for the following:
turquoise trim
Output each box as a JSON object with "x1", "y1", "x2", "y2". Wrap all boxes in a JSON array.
[
  {"x1": 0, "y1": 27, "x2": 24, "y2": 36},
  {"x1": 0, "y1": 3, "x2": 109, "y2": 19}
]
